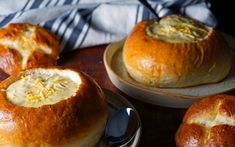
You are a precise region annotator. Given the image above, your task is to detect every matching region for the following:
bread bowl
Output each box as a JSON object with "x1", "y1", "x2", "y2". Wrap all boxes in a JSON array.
[
  {"x1": 0, "y1": 23, "x2": 60, "y2": 75},
  {"x1": 0, "y1": 67, "x2": 107, "y2": 146},
  {"x1": 175, "y1": 94, "x2": 235, "y2": 146},
  {"x1": 123, "y1": 15, "x2": 232, "y2": 87}
]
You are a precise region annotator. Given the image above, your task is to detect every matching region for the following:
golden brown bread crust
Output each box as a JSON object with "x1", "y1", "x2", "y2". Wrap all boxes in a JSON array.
[
  {"x1": 175, "y1": 95, "x2": 235, "y2": 147},
  {"x1": 0, "y1": 45, "x2": 21, "y2": 74},
  {"x1": 123, "y1": 20, "x2": 232, "y2": 87},
  {"x1": 0, "y1": 23, "x2": 60, "y2": 75},
  {"x1": 0, "y1": 67, "x2": 107, "y2": 146}
]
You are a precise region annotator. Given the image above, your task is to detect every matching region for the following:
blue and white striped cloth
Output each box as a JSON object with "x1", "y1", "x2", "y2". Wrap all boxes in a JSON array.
[{"x1": 0, "y1": 0, "x2": 217, "y2": 51}]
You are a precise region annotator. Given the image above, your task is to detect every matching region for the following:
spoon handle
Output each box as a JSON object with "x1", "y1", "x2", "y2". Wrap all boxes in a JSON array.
[{"x1": 139, "y1": 0, "x2": 160, "y2": 21}]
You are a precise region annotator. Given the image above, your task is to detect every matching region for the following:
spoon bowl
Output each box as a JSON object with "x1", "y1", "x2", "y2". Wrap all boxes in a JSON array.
[
  {"x1": 105, "y1": 107, "x2": 140, "y2": 146},
  {"x1": 102, "y1": 88, "x2": 141, "y2": 147}
]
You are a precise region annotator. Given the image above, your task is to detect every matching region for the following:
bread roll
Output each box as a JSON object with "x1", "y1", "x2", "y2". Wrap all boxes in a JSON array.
[
  {"x1": 175, "y1": 94, "x2": 235, "y2": 146},
  {"x1": 0, "y1": 23, "x2": 60, "y2": 75},
  {"x1": 123, "y1": 15, "x2": 232, "y2": 87},
  {"x1": 0, "y1": 67, "x2": 107, "y2": 146}
]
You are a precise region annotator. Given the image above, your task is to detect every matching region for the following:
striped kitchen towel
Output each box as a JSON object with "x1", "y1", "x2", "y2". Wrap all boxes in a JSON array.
[{"x1": 0, "y1": 0, "x2": 216, "y2": 51}]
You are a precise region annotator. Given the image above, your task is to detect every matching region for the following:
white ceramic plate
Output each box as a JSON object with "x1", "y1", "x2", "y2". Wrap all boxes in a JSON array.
[
  {"x1": 97, "y1": 88, "x2": 141, "y2": 147},
  {"x1": 103, "y1": 33, "x2": 235, "y2": 108}
]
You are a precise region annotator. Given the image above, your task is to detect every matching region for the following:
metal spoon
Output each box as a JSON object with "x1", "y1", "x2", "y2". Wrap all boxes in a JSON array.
[
  {"x1": 139, "y1": 0, "x2": 160, "y2": 21},
  {"x1": 105, "y1": 107, "x2": 140, "y2": 147}
]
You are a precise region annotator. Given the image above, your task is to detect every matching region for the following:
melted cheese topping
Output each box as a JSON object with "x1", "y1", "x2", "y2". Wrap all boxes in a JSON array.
[
  {"x1": 6, "y1": 69, "x2": 80, "y2": 108},
  {"x1": 146, "y1": 15, "x2": 210, "y2": 43}
]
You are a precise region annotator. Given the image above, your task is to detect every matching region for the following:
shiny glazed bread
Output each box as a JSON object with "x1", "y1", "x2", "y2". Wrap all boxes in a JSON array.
[
  {"x1": 176, "y1": 94, "x2": 235, "y2": 146},
  {"x1": 123, "y1": 15, "x2": 232, "y2": 87},
  {"x1": 0, "y1": 67, "x2": 107, "y2": 146},
  {"x1": 0, "y1": 23, "x2": 60, "y2": 75}
]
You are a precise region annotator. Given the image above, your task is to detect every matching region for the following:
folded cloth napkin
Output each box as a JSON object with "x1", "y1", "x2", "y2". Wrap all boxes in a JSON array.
[{"x1": 0, "y1": 0, "x2": 217, "y2": 51}]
